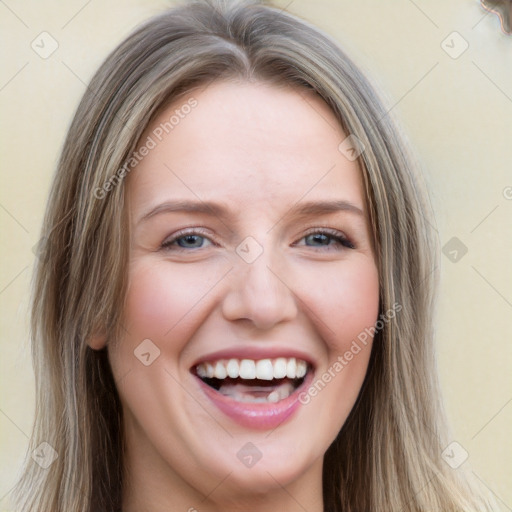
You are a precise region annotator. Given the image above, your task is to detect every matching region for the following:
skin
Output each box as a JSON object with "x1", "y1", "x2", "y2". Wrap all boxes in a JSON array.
[{"x1": 90, "y1": 80, "x2": 380, "y2": 512}]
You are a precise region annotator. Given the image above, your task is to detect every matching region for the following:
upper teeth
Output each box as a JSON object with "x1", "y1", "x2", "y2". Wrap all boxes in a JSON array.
[{"x1": 196, "y1": 357, "x2": 308, "y2": 380}]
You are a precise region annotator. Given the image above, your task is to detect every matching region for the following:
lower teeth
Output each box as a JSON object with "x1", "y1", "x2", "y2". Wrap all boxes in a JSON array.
[{"x1": 218, "y1": 382, "x2": 295, "y2": 403}]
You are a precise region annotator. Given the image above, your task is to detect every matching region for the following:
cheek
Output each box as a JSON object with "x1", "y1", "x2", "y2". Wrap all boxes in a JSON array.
[
  {"x1": 297, "y1": 258, "x2": 380, "y2": 351},
  {"x1": 279, "y1": 257, "x2": 379, "y2": 451},
  {"x1": 121, "y1": 258, "x2": 228, "y2": 341}
]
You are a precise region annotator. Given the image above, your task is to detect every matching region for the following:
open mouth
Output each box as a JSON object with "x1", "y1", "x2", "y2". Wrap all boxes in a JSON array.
[{"x1": 193, "y1": 357, "x2": 311, "y2": 404}]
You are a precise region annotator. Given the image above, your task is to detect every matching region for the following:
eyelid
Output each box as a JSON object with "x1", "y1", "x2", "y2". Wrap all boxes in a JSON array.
[
  {"x1": 296, "y1": 227, "x2": 355, "y2": 249},
  {"x1": 161, "y1": 227, "x2": 217, "y2": 249}
]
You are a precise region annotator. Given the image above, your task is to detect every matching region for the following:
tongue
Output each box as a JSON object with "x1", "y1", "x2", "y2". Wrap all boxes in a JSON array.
[{"x1": 218, "y1": 381, "x2": 295, "y2": 403}]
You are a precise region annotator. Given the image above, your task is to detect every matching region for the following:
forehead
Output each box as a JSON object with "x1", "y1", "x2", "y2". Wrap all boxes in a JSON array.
[{"x1": 127, "y1": 80, "x2": 365, "y2": 217}]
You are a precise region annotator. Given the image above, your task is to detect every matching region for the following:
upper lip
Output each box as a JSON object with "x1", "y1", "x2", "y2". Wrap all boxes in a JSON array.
[{"x1": 190, "y1": 346, "x2": 317, "y2": 370}]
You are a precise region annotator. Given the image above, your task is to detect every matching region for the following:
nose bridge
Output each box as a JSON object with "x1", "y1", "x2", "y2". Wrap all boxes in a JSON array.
[
  {"x1": 221, "y1": 239, "x2": 298, "y2": 329},
  {"x1": 245, "y1": 253, "x2": 282, "y2": 302}
]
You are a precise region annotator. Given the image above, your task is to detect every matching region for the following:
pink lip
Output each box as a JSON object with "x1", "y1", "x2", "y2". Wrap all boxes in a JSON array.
[{"x1": 195, "y1": 370, "x2": 314, "y2": 430}]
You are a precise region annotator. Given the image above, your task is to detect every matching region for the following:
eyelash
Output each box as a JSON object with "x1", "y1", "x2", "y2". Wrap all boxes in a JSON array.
[{"x1": 160, "y1": 227, "x2": 355, "y2": 252}]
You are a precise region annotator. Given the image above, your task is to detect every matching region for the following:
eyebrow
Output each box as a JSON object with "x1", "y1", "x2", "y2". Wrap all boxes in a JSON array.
[{"x1": 137, "y1": 199, "x2": 364, "y2": 225}]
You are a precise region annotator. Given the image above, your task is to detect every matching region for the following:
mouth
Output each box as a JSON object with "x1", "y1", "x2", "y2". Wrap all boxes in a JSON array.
[
  {"x1": 191, "y1": 355, "x2": 315, "y2": 430},
  {"x1": 194, "y1": 357, "x2": 310, "y2": 404}
]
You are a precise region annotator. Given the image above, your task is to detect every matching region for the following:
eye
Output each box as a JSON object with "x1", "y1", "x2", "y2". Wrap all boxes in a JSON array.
[
  {"x1": 160, "y1": 227, "x2": 355, "y2": 253},
  {"x1": 161, "y1": 229, "x2": 214, "y2": 251},
  {"x1": 296, "y1": 229, "x2": 355, "y2": 250}
]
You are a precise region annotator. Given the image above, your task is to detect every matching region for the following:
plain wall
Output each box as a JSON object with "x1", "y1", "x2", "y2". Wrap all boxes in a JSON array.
[{"x1": 1, "y1": 0, "x2": 510, "y2": 508}]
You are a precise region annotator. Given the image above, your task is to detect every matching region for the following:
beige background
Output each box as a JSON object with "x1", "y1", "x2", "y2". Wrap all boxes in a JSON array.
[{"x1": 1, "y1": 0, "x2": 511, "y2": 509}]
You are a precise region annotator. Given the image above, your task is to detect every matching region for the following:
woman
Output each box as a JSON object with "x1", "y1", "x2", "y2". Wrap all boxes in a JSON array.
[{"x1": 12, "y1": 0, "x2": 498, "y2": 510}]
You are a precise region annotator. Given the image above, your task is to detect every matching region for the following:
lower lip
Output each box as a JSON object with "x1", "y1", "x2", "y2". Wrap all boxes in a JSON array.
[{"x1": 196, "y1": 371, "x2": 314, "y2": 430}]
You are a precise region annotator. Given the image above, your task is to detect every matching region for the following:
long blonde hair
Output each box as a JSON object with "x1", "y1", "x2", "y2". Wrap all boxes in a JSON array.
[{"x1": 12, "y1": 1, "x2": 498, "y2": 510}]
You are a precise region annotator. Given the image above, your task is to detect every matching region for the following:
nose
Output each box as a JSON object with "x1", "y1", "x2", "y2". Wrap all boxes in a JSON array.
[{"x1": 221, "y1": 251, "x2": 298, "y2": 330}]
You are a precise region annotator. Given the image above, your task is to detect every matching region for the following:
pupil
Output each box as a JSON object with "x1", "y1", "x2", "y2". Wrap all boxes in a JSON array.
[
  {"x1": 179, "y1": 235, "x2": 202, "y2": 248},
  {"x1": 308, "y1": 233, "x2": 329, "y2": 246}
]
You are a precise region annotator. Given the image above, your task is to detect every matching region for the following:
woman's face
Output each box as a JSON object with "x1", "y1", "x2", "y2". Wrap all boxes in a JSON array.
[{"x1": 104, "y1": 80, "x2": 379, "y2": 508}]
